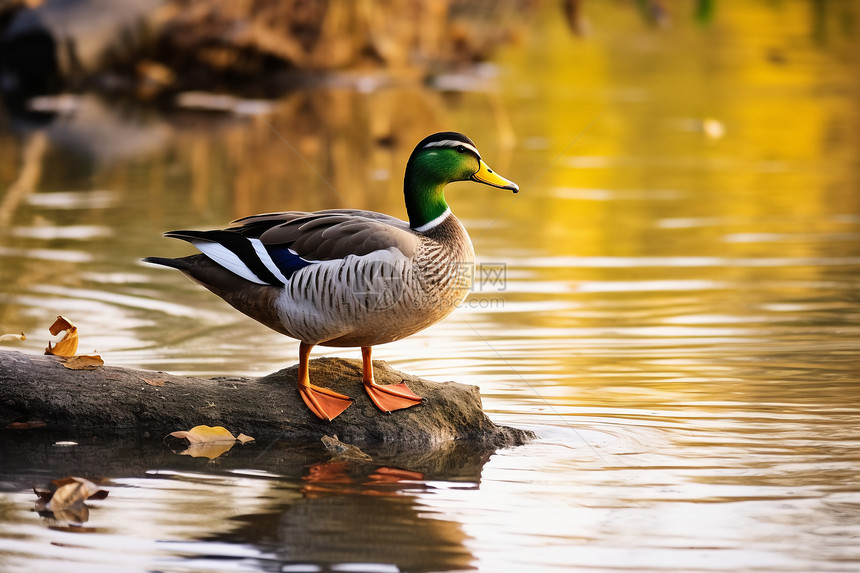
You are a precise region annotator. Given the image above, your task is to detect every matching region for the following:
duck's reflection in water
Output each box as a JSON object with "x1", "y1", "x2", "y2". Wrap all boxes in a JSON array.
[{"x1": 208, "y1": 440, "x2": 494, "y2": 572}]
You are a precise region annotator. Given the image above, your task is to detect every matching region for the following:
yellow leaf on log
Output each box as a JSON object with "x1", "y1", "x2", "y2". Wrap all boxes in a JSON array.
[
  {"x1": 48, "y1": 316, "x2": 74, "y2": 336},
  {"x1": 45, "y1": 316, "x2": 78, "y2": 357},
  {"x1": 62, "y1": 355, "x2": 104, "y2": 370}
]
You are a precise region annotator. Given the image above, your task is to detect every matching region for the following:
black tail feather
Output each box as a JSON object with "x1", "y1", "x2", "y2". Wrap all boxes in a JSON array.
[
  {"x1": 163, "y1": 230, "x2": 222, "y2": 243},
  {"x1": 141, "y1": 256, "x2": 188, "y2": 271}
]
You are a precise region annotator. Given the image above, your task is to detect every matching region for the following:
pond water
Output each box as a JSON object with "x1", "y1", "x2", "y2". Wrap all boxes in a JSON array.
[{"x1": 2, "y1": 2, "x2": 860, "y2": 572}]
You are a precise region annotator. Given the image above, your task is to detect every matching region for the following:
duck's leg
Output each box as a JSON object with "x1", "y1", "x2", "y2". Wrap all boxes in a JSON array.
[
  {"x1": 298, "y1": 342, "x2": 353, "y2": 421},
  {"x1": 362, "y1": 346, "x2": 423, "y2": 413}
]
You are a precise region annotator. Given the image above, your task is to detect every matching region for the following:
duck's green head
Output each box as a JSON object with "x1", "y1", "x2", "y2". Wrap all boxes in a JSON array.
[{"x1": 404, "y1": 132, "x2": 518, "y2": 231}]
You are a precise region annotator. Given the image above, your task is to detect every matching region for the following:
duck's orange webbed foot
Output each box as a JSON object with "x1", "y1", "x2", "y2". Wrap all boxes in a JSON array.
[
  {"x1": 361, "y1": 346, "x2": 423, "y2": 414},
  {"x1": 364, "y1": 380, "x2": 423, "y2": 413},
  {"x1": 298, "y1": 342, "x2": 353, "y2": 421},
  {"x1": 298, "y1": 383, "x2": 353, "y2": 421}
]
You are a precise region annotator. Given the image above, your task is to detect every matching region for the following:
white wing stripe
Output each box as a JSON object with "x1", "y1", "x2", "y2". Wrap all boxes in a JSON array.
[
  {"x1": 249, "y1": 238, "x2": 291, "y2": 285},
  {"x1": 193, "y1": 241, "x2": 268, "y2": 285}
]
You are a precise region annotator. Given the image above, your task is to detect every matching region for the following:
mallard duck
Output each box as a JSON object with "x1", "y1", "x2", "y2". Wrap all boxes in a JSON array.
[{"x1": 144, "y1": 132, "x2": 518, "y2": 421}]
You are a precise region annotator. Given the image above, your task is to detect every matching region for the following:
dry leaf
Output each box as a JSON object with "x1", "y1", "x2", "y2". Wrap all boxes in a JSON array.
[
  {"x1": 0, "y1": 332, "x2": 26, "y2": 343},
  {"x1": 6, "y1": 420, "x2": 47, "y2": 430},
  {"x1": 52, "y1": 505, "x2": 90, "y2": 524},
  {"x1": 47, "y1": 481, "x2": 89, "y2": 511},
  {"x1": 179, "y1": 442, "x2": 236, "y2": 459},
  {"x1": 33, "y1": 486, "x2": 53, "y2": 503},
  {"x1": 43, "y1": 316, "x2": 101, "y2": 366},
  {"x1": 47, "y1": 477, "x2": 107, "y2": 507},
  {"x1": 87, "y1": 489, "x2": 109, "y2": 501},
  {"x1": 34, "y1": 477, "x2": 108, "y2": 525},
  {"x1": 62, "y1": 355, "x2": 104, "y2": 370},
  {"x1": 50, "y1": 477, "x2": 107, "y2": 500},
  {"x1": 168, "y1": 425, "x2": 254, "y2": 459},
  {"x1": 170, "y1": 424, "x2": 236, "y2": 444},
  {"x1": 45, "y1": 316, "x2": 78, "y2": 357},
  {"x1": 48, "y1": 316, "x2": 73, "y2": 336}
]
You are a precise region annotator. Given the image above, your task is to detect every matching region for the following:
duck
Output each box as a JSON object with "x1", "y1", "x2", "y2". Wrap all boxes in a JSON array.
[{"x1": 144, "y1": 132, "x2": 518, "y2": 421}]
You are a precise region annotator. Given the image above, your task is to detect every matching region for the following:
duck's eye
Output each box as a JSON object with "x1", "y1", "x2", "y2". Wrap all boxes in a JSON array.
[{"x1": 456, "y1": 145, "x2": 467, "y2": 153}]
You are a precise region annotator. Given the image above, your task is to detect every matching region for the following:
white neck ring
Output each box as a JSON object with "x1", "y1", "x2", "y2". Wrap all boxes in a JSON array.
[{"x1": 412, "y1": 207, "x2": 451, "y2": 232}]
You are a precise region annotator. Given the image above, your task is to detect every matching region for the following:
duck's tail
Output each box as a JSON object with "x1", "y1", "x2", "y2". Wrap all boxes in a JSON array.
[
  {"x1": 141, "y1": 256, "x2": 188, "y2": 271},
  {"x1": 142, "y1": 255, "x2": 290, "y2": 336}
]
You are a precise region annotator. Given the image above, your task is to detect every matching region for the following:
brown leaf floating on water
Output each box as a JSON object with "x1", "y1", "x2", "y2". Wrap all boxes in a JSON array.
[
  {"x1": 48, "y1": 480, "x2": 90, "y2": 511},
  {"x1": 50, "y1": 506, "x2": 91, "y2": 525},
  {"x1": 49, "y1": 477, "x2": 109, "y2": 503},
  {"x1": 86, "y1": 489, "x2": 110, "y2": 501},
  {"x1": 45, "y1": 316, "x2": 78, "y2": 357},
  {"x1": 33, "y1": 486, "x2": 53, "y2": 503},
  {"x1": 33, "y1": 476, "x2": 110, "y2": 524}
]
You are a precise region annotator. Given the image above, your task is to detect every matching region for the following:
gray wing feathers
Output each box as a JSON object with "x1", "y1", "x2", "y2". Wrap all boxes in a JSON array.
[
  {"x1": 258, "y1": 214, "x2": 419, "y2": 261},
  {"x1": 230, "y1": 211, "x2": 309, "y2": 225},
  {"x1": 233, "y1": 209, "x2": 409, "y2": 229}
]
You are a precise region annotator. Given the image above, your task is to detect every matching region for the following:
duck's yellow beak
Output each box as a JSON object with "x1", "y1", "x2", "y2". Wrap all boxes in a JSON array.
[{"x1": 471, "y1": 160, "x2": 519, "y2": 193}]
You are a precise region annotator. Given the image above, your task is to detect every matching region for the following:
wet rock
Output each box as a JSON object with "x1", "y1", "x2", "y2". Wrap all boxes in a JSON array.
[
  {"x1": 0, "y1": 350, "x2": 534, "y2": 448},
  {"x1": 322, "y1": 435, "x2": 372, "y2": 462}
]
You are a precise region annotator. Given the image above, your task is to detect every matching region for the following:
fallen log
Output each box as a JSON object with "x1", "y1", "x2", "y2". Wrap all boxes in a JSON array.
[{"x1": 0, "y1": 350, "x2": 533, "y2": 448}]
